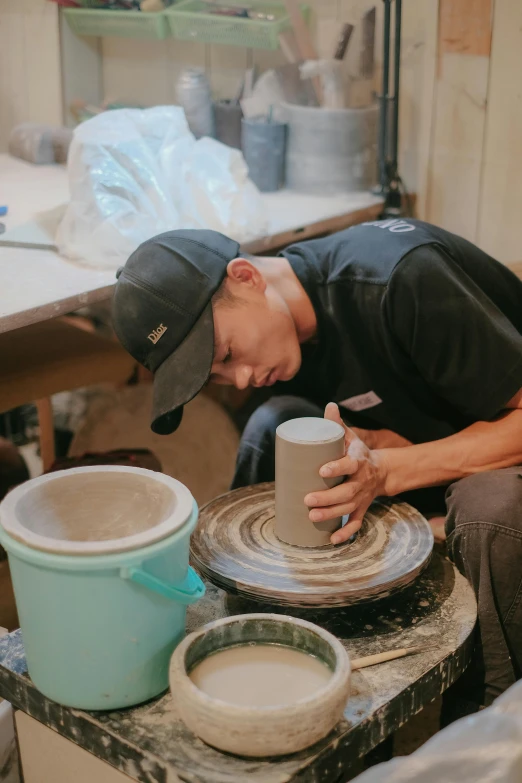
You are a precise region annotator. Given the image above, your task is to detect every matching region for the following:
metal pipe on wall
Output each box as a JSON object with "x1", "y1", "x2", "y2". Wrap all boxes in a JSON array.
[
  {"x1": 390, "y1": 0, "x2": 402, "y2": 172},
  {"x1": 378, "y1": 0, "x2": 392, "y2": 189}
]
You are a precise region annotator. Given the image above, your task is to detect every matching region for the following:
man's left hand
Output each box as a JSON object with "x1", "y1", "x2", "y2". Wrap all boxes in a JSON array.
[{"x1": 304, "y1": 402, "x2": 388, "y2": 545}]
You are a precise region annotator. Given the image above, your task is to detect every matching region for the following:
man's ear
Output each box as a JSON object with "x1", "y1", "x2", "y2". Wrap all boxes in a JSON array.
[{"x1": 226, "y1": 258, "x2": 266, "y2": 293}]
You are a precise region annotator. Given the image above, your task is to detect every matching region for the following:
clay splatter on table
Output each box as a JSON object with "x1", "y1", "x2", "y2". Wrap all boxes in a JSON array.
[{"x1": 0, "y1": 555, "x2": 476, "y2": 783}]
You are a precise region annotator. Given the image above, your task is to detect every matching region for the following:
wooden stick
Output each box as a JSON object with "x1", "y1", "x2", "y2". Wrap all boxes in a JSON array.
[
  {"x1": 279, "y1": 30, "x2": 301, "y2": 64},
  {"x1": 283, "y1": 0, "x2": 323, "y2": 104},
  {"x1": 351, "y1": 646, "x2": 430, "y2": 671},
  {"x1": 283, "y1": 0, "x2": 318, "y2": 60},
  {"x1": 36, "y1": 398, "x2": 55, "y2": 473},
  {"x1": 334, "y1": 23, "x2": 354, "y2": 61}
]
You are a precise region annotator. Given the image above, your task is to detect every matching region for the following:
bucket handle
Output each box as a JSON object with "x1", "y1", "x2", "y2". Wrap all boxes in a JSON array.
[{"x1": 120, "y1": 565, "x2": 205, "y2": 605}]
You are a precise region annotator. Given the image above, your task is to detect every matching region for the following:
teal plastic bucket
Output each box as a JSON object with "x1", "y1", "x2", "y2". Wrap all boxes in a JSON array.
[{"x1": 0, "y1": 466, "x2": 205, "y2": 710}]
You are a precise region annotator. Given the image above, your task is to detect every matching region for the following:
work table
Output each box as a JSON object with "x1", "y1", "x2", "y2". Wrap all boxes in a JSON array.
[
  {"x1": 0, "y1": 554, "x2": 475, "y2": 783},
  {"x1": 0, "y1": 154, "x2": 382, "y2": 334}
]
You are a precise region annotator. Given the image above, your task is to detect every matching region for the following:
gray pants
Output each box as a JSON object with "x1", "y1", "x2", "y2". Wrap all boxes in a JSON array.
[{"x1": 232, "y1": 395, "x2": 522, "y2": 706}]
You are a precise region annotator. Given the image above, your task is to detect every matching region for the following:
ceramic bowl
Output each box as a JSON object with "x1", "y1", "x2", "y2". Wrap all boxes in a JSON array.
[{"x1": 169, "y1": 613, "x2": 351, "y2": 757}]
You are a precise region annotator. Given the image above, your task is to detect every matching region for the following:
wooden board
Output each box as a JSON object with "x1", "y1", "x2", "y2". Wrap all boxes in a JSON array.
[
  {"x1": 428, "y1": 0, "x2": 492, "y2": 243},
  {"x1": 429, "y1": 0, "x2": 491, "y2": 242},
  {"x1": 438, "y1": 0, "x2": 492, "y2": 58},
  {"x1": 426, "y1": 52, "x2": 490, "y2": 242},
  {"x1": 399, "y1": 0, "x2": 439, "y2": 220},
  {"x1": 477, "y1": 0, "x2": 522, "y2": 263},
  {"x1": 191, "y1": 483, "x2": 434, "y2": 608},
  {"x1": 0, "y1": 319, "x2": 135, "y2": 412}
]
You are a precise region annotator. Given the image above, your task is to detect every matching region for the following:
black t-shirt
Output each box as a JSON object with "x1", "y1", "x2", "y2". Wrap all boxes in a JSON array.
[{"x1": 279, "y1": 218, "x2": 522, "y2": 443}]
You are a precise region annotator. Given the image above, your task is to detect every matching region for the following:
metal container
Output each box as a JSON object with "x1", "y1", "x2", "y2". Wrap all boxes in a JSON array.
[
  {"x1": 214, "y1": 100, "x2": 243, "y2": 149},
  {"x1": 241, "y1": 116, "x2": 287, "y2": 193},
  {"x1": 176, "y1": 67, "x2": 215, "y2": 139},
  {"x1": 277, "y1": 102, "x2": 378, "y2": 194}
]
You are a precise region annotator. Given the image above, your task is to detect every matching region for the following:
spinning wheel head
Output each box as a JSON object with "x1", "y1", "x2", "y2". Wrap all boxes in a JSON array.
[{"x1": 191, "y1": 483, "x2": 434, "y2": 608}]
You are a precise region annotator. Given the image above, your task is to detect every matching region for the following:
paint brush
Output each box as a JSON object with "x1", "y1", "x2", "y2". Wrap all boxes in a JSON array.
[{"x1": 351, "y1": 645, "x2": 431, "y2": 671}]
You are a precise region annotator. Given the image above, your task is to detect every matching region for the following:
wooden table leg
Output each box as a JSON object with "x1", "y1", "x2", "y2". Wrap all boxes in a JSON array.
[{"x1": 35, "y1": 398, "x2": 55, "y2": 472}]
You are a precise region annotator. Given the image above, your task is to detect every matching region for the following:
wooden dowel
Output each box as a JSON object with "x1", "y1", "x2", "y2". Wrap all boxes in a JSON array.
[
  {"x1": 36, "y1": 397, "x2": 55, "y2": 473},
  {"x1": 351, "y1": 646, "x2": 429, "y2": 671},
  {"x1": 279, "y1": 30, "x2": 300, "y2": 64},
  {"x1": 283, "y1": 0, "x2": 323, "y2": 104}
]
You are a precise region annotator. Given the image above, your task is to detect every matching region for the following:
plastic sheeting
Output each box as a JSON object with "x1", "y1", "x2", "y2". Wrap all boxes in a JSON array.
[
  {"x1": 56, "y1": 106, "x2": 267, "y2": 270},
  {"x1": 353, "y1": 680, "x2": 522, "y2": 783}
]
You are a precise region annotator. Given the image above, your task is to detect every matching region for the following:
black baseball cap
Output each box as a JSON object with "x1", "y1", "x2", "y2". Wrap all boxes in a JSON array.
[{"x1": 112, "y1": 229, "x2": 240, "y2": 435}]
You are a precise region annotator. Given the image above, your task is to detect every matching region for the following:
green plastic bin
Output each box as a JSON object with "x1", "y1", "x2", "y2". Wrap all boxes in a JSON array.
[
  {"x1": 63, "y1": 7, "x2": 170, "y2": 39},
  {"x1": 166, "y1": 1, "x2": 310, "y2": 50}
]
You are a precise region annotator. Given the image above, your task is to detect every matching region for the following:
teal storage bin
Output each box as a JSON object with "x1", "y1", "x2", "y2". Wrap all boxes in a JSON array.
[{"x1": 0, "y1": 467, "x2": 205, "y2": 710}]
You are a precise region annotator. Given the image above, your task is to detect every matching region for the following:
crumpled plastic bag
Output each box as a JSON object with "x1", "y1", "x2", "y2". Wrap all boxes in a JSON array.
[
  {"x1": 56, "y1": 106, "x2": 268, "y2": 270},
  {"x1": 352, "y1": 680, "x2": 522, "y2": 783}
]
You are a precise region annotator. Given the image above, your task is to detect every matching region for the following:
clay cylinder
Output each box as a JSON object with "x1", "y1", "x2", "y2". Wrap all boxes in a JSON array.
[{"x1": 275, "y1": 417, "x2": 345, "y2": 548}]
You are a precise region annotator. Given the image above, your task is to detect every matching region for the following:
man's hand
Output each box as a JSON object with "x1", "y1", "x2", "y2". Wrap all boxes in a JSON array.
[{"x1": 304, "y1": 403, "x2": 388, "y2": 545}]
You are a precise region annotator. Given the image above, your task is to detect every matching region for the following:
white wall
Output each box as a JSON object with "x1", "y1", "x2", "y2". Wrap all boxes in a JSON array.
[{"x1": 0, "y1": 0, "x2": 62, "y2": 149}]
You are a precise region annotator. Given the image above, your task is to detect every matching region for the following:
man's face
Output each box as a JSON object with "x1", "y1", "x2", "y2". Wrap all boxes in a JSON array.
[{"x1": 210, "y1": 263, "x2": 302, "y2": 389}]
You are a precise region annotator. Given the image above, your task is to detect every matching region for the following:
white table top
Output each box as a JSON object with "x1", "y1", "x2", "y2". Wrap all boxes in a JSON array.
[
  {"x1": 0, "y1": 156, "x2": 115, "y2": 334},
  {"x1": 0, "y1": 154, "x2": 381, "y2": 334}
]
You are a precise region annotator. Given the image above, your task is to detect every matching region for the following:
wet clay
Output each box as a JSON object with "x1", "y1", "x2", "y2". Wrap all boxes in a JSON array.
[
  {"x1": 275, "y1": 417, "x2": 345, "y2": 547},
  {"x1": 189, "y1": 644, "x2": 332, "y2": 707},
  {"x1": 1, "y1": 466, "x2": 195, "y2": 556},
  {"x1": 171, "y1": 613, "x2": 351, "y2": 757},
  {"x1": 16, "y1": 472, "x2": 175, "y2": 542}
]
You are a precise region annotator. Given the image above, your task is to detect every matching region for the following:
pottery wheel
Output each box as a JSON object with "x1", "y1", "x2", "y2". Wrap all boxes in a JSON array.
[{"x1": 191, "y1": 483, "x2": 434, "y2": 609}]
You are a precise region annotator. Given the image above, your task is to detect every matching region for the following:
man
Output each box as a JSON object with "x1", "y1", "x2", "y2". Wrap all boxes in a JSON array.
[{"x1": 112, "y1": 218, "x2": 522, "y2": 711}]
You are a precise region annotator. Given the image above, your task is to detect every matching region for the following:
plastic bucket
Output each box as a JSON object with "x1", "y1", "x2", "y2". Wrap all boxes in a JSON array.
[
  {"x1": 0, "y1": 466, "x2": 205, "y2": 710},
  {"x1": 277, "y1": 102, "x2": 378, "y2": 194}
]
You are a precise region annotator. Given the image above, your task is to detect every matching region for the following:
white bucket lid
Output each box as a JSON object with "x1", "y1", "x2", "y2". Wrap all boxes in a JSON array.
[{"x1": 0, "y1": 466, "x2": 195, "y2": 556}]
